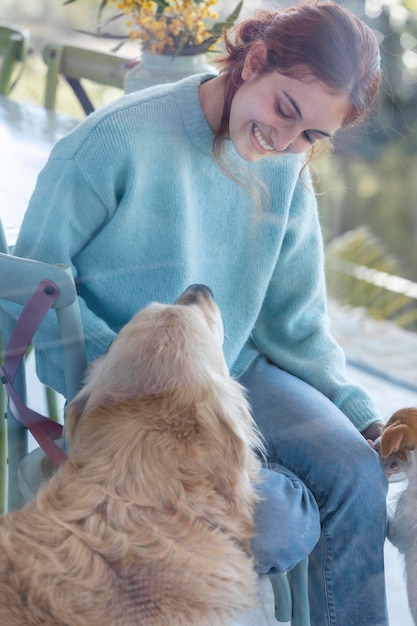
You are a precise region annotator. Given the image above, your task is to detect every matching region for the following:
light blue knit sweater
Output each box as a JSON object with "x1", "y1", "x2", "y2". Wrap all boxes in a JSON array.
[{"x1": 13, "y1": 73, "x2": 379, "y2": 431}]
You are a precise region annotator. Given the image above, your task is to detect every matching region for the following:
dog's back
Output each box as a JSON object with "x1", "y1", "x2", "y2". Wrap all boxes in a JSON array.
[
  {"x1": 386, "y1": 464, "x2": 417, "y2": 625},
  {"x1": 0, "y1": 471, "x2": 258, "y2": 626},
  {"x1": 380, "y1": 408, "x2": 417, "y2": 625},
  {"x1": 0, "y1": 491, "x2": 120, "y2": 626}
]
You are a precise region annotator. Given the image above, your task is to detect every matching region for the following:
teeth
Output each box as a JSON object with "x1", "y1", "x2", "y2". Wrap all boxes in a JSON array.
[{"x1": 253, "y1": 124, "x2": 275, "y2": 152}]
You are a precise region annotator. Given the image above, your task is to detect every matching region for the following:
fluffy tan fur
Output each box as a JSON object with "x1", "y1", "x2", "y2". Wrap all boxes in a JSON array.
[{"x1": 0, "y1": 286, "x2": 263, "y2": 625}]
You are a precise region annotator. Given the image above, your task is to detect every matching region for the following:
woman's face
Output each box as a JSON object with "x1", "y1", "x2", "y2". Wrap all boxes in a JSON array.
[{"x1": 229, "y1": 44, "x2": 350, "y2": 162}]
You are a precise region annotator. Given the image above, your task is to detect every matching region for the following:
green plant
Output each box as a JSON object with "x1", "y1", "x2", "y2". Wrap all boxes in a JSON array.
[{"x1": 326, "y1": 226, "x2": 417, "y2": 331}]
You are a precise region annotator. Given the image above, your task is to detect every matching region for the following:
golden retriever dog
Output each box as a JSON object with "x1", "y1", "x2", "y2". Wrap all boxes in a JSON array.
[
  {"x1": 378, "y1": 407, "x2": 417, "y2": 625},
  {"x1": 0, "y1": 284, "x2": 263, "y2": 626}
]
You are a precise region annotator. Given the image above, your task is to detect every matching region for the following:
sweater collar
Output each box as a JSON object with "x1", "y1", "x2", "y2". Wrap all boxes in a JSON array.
[
  {"x1": 176, "y1": 72, "x2": 218, "y2": 155},
  {"x1": 174, "y1": 73, "x2": 266, "y2": 168}
]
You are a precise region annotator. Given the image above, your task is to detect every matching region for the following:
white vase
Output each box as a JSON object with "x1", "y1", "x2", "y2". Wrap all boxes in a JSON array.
[{"x1": 123, "y1": 51, "x2": 213, "y2": 93}]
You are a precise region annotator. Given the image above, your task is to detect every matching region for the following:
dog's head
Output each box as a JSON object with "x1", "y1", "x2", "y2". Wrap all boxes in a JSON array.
[
  {"x1": 64, "y1": 285, "x2": 262, "y2": 537},
  {"x1": 378, "y1": 408, "x2": 417, "y2": 476},
  {"x1": 71, "y1": 284, "x2": 227, "y2": 405}
]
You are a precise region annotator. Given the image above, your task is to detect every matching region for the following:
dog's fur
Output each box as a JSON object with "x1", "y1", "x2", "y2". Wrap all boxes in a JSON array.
[
  {"x1": 379, "y1": 407, "x2": 417, "y2": 625},
  {"x1": 0, "y1": 285, "x2": 263, "y2": 626}
]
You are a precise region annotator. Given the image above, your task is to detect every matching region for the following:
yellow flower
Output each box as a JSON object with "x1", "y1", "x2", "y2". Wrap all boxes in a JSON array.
[{"x1": 109, "y1": 0, "x2": 240, "y2": 55}]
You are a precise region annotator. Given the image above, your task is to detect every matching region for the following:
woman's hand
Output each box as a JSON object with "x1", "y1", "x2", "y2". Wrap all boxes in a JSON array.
[
  {"x1": 361, "y1": 421, "x2": 385, "y2": 443},
  {"x1": 362, "y1": 421, "x2": 401, "y2": 476}
]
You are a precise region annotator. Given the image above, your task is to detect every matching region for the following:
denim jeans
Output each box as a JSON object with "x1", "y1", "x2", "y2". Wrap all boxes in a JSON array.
[{"x1": 239, "y1": 355, "x2": 389, "y2": 626}]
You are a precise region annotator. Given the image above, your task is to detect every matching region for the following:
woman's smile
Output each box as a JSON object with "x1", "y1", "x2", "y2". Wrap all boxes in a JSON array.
[{"x1": 252, "y1": 123, "x2": 276, "y2": 153}]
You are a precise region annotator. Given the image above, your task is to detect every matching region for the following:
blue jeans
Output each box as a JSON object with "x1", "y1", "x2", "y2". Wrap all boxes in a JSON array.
[{"x1": 239, "y1": 356, "x2": 389, "y2": 626}]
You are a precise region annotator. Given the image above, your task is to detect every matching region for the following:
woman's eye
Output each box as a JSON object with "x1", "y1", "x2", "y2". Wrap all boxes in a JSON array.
[
  {"x1": 303, "y1": 131, "x2": 314, "y2": 145},
  {"x1": 276, "y1": 103, "x2": 292, "y2": 120}
]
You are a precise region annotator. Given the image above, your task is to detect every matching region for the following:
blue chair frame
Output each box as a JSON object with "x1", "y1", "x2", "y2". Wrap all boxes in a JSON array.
[
  {"x1": 0, "y1": 223, "x2": 86, "y2": 511},
  {"x1": 269, "y1": 557, "x2": 310, "y2": 625}
]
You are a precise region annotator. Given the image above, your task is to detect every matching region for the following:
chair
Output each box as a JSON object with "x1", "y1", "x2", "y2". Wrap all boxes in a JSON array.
[
  {"x1": 0, "y1": 22, "x2": 30, "y2": 96},
  {"x1": 0, "y1": 227, "x2": 87, "y2": 512},
  {"x1": 42, "y1": 43, "x2": 130, "y2": 115},
  {"x1": 269, "y1": 557, "x2": 310, "y2": 625}
]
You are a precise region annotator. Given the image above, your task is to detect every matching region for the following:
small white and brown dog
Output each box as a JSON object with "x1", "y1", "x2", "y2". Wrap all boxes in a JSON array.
[
  {"x1": 0, "y1": 284, "x2": 263, "y2": 626},
  {"x1": 378, "y1": 407, "x2": 417, "y2": 625}
]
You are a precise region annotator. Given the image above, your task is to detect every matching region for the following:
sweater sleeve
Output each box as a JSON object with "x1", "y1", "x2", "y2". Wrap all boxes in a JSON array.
[
  {"x1": 250, "y1": 171, "x2": 381, "y2": 432},
  {"x1": 11, "y1": 135, "x2": 119, "y2": 396}
]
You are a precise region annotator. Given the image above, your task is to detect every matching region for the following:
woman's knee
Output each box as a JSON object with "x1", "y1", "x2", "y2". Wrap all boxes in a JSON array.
[
  {"x1": 251, "y1": 468, "x2": 321, "y2": 574},
  {"x1": 313, "y1": 436, "x2": 388, "y2": 535},
  {"x1": 345, "y1": 440, "x2": 388, "y2": 516}
]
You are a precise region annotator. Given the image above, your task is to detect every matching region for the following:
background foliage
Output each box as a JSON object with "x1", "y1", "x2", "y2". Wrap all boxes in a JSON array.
[{"x1": 315, "y1": 0, "x2": 417, "y2": 283}]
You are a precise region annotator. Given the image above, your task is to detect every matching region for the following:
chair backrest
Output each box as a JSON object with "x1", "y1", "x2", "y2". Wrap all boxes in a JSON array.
[
  {"x1": 42, "y1": 43, "x2": 130, "y2": 115},
  {"x1": 0, "y1": 22, "x2": 30, "y2": 96},
  {"x1": 0, "y1": 248, "x2": 87, "y2": 511}
]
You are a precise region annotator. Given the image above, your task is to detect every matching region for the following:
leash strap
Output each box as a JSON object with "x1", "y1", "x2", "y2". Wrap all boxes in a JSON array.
[{"x1": 1, "y1": 279, "x2": 67, "y2": 467}]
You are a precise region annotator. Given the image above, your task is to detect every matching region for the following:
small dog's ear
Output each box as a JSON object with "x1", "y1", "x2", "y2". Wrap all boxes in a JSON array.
[{"x1": 380, "y1": 424, "x2": 417, "y2": 458}]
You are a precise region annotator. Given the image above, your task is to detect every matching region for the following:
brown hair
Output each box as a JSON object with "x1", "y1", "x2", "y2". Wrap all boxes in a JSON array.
[{"x1": 214, "y1": 0, "x2": 381, "y2": 152}]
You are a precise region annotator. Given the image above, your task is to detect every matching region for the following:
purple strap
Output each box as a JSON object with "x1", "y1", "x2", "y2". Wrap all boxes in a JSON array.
[{"x1": 1, "y1": 279, "x2": 67, "y2": 468}]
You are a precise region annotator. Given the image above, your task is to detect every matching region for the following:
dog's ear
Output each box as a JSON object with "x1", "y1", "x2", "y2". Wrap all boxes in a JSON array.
[
  {"x1": 202, "y1": 397, "x2": 258, "y2": 503},
  {"x1": 380, "y1": 424, "x2": 417, "y2": 458}
]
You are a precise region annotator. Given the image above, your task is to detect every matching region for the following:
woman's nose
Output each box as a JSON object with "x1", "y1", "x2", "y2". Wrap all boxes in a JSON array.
[
  {"x1": 273, "y1": 128, "x2": 306, "y2": 154},
  {"x1": 272, "y1": 128, "x2": 298, "y2": 152}
]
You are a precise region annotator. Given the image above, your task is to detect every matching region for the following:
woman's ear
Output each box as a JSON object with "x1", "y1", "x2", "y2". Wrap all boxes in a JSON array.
[{"x1": 242, "y1": 42, "x2": 268, "y2": 81}]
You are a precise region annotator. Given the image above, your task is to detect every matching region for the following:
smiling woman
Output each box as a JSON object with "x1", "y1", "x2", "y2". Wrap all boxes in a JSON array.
[
  {"x1": 230, "y1": 62, "x2": 348, "y2": 158},
  {"x1": 4, "y1": 2, "x2": 388, "y2": 626},
  {"x1": 209, "y1": 3, "x2": 381, "y2": 164},
  {"x1": 200, "y1": 46, "x2": 350, "y2": 160}
]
